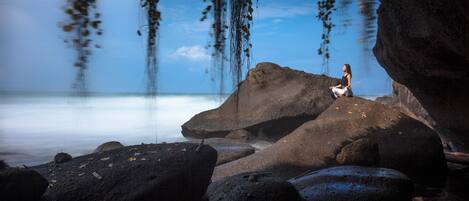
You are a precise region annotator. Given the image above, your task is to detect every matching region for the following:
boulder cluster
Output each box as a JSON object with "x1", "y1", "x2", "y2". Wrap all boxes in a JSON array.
[
  {"x1": 0, "y1": 61, "x2": 453, "y2": 201},
  {"x1": 0, "y1": 59, "x2": 454, "y2": 200}
]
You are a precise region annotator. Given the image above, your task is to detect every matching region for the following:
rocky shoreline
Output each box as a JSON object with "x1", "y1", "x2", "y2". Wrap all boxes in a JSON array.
[
  {"x1": 2, "y1": 62, "x2": 468, "y2": 201},
  {"x1": 2, "y1": 0, "x2": 469, "y2": 200}
]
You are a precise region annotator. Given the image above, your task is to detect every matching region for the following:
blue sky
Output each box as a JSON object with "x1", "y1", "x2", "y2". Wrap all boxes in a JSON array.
[{"x1": 0, "y1": 0, "x2": 391, "y2": 95}]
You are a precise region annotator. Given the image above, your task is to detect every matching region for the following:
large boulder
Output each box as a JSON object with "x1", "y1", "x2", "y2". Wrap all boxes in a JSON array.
[
  {"x1": 33, "y1": 143, "x2": 217, "y2": 201},
  {"x1": 206, "y1": 172, "x2": 302, "y2": 201},
  {"x1": 373, "y1": 0, "x2": 469, "y2": 149},
  {"x1": 182, "y1": 62, "x2": 340, "y2": 141},
  {"x1": 289, "y1": 166, "x2": 413, "y2": 201},
  {"x1": 213, "y1": 97, "x2": 446, "y2": 181},
  {"x1": 185, "y1": 138, "x2": 255, "y2": 165},
  {"x1": 0, "y1": 168, "x2": 49, "y2": 201}
]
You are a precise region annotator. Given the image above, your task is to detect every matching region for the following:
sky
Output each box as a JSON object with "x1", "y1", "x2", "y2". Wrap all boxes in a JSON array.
[{"x1": 0, "y1": 0, "x2": 391, "y2": 96}]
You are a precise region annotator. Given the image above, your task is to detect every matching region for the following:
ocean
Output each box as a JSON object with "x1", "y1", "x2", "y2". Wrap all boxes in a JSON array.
[
  {"x1": 0, "y1": 93, "x2": 225, "y2": 166},
  {"x1": 0, "y1": 93, "x2": 378, "y2": 166}
]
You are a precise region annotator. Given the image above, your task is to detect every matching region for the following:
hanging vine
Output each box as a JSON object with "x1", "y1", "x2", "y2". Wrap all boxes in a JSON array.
[
  {"x1": 61, "y1": 0, "x2": 102, "y2": 95},
  {"x1": 316, "y1": 0, "x2": 379, "y2": 74},
  {"x1": 316, "y1": 0, "x2": 335, "y2": 75},
  {"x1": 201, "y1": 0, "x2": 228, "y2": 95},
  {"x1": 358, "y1": 0, "x2": 377, "y2": 71},
  {"x1": 138, "y1": 0, "x2": 161, "y2": 96},
  {"x1": 229, "y1": 0, "x2": 254, "y2": 88},
  {"x1": 201, "y1": 0, "x2": 254, "y2": 94}
]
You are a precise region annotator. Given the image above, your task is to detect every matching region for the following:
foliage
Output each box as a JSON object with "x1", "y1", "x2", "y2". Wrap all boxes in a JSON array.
[
  {"x1": 316, "y1": 0, "x2": 378, "y2": 74},
  {"x1": 201, "y1": 0, "x2": 228, "y2": 95},
  {"x1": 61, "y1": 0, "x2": 102, "y2": 95},
  {"x1": 229, "y1": 0, "x2": 254, "y2": 88},
  {"x1": 316, "y1": 0, "x2": 335, "y2": 75},
  {"x1": 138, "y1": 0, "x2": 162, "y2": 96},
  {"x1": 201, "y1": 0, "x2": 254, "y2": 94},
  {"x1": 58, "y1": 0, "x2": 379, "y2": 94}
]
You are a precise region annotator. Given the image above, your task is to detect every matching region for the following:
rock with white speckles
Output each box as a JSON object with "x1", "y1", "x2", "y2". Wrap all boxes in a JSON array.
[{"x1": 32, "y1": 143, "x2": 217, "y2": 201}]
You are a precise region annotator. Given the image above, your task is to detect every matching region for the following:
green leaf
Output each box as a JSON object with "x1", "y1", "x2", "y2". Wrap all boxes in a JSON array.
[{"x1": 62, "y1": 25, "x2": 73, "y2": 32}]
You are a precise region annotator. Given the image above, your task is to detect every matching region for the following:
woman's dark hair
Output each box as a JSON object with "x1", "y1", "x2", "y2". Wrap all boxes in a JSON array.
[{"x1": 344, "y1": 64, "x2": 352, "y2": 76}]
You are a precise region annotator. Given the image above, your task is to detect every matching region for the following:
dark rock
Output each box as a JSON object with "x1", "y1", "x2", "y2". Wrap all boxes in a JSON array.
[
  {"x1": 336, "y1": 138, "x2": 380, "y2": 166},
  {"x1": 373, "y1": 0, "x2": 469, "y2": 149},
  {"x1": 186, "y1": 138, "x2": 255, "y2": 165},
  {"x1": 207, "y1": 172, "x2": 302, "y2": 201},
  {"x1": 225, "y1": 129, "x2": 251, "y2": 142},
  {"x1": 32, "y1": 143, "x2": 217, "y2": 201},
  {"x1": 94, "y1": 141, "x2": 124, "y2": 153},
  {"x1": 54, "y1": 152, "x2": 72, "y2": 164},
  {"x1": 389, "y1": 81, "x2": 468, "y2": 151},
  {"x1": 391, "y1": 81, "x2": 435, "y2": 129},
  {"x1": 182, "y1": 62, "x2": 340, "y2": 141},
  {"x1": 213, "y1": 97, "x2": 446, "y2": 181},
  {"x1": 289, "y1": 166, "x2": 413, "y2": 201},
  {"x1": 0, "y1": 168, "x2": 49, "y2": 201},
  {"x1": 0, "y1": 160, "x2": 7, "y2": 170}
]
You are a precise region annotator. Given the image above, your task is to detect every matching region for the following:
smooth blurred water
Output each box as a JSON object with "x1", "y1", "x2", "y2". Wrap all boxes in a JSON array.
[
  {"x1": 0, "y1": 93, "x2": 379, "y2": 166},
  {"x1": 0, "y1": 94, "x2": 225, "y2": 166}
]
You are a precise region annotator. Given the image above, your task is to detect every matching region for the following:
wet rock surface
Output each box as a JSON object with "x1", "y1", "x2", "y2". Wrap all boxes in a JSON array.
[
  {"x1": 182, "y1": 62, "x2": 340, "y2": 141},
  {"x1": 32, "y1": 143, "x2": 217, "y2": 201},
  {"x1": 289, "y1": 166, "x2": 413, "y2": 201},
  {"x1": 54, "y1": 152, "x2": 72, "y2": 164},
  {"x1": 374, "y1": 0, "x2": 469, "y2": 149},
  {"x1": 94, "y1": 141, "x2": 124, "y2": 153},
  {"x1": 207, "y1": 171, "x2": 302, "y2": 201},
  {"x1": 213, "y1": 97, "x2": 446, "y2": 180},
  {"x1": 185, "y1": 138, "x2": 255, "y2": 165},
  {"x1": 0, "y1": 167, "x2": 49, "y2": 201}
]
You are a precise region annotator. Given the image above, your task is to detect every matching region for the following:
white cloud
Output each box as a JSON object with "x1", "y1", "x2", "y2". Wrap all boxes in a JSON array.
[
  {"x1": 255, "y1": 3, "x2": 314, "y2": 20},
  {"x1": 171, "y1": 45, "x2": 210, "y2": 61}
]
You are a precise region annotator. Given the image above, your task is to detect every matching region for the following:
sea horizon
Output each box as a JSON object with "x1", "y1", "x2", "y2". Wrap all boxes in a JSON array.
[{"x1": 0, "y1": 93, "x2": 382, "y2": 166}]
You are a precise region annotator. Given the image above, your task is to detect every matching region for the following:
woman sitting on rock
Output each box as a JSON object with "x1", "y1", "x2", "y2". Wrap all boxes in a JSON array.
[{"x1": 330, "y1": 64, "x2": 352, "y2": 98}]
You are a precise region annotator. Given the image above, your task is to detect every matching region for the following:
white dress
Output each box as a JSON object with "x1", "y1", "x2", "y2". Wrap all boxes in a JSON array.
[{"x1": 331, "y1": 87, "x2": 348, "y2": 98}]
